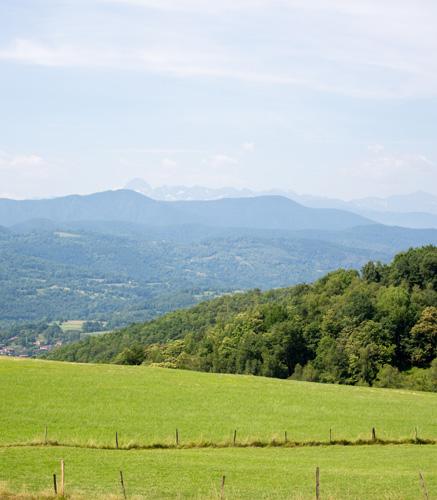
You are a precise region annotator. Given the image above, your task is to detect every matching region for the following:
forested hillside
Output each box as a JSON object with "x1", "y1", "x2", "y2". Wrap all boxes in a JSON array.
[
  {"x1": 49, "y1": 246, "x2": 437, "y2": 391},
  {"x1": 0, "y1": 226, "x2": 386, "y2": 324},
  {"x1": 3, "y1": 222, "x2": 437, "y2": 324}
]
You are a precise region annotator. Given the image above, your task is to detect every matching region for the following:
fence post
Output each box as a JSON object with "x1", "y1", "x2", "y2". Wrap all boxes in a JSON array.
[
  {"x1": 233, "y1": 430, "x2": 237, "y2": 446},
  {"x1": 60, "y1": 460, "x2": 65, "y2": 497},
  {"x1": 371, "y1": 427, "x2": 376, "y2": 442},
  {"x1": 419, "y1": 472, "x2": 429, "y2": 500},
  {"x1": 176, "y1": 428, "x2": 179, "y2": 446},
  {"x1": 116, "y1": 431, "x2": 119, "y2": 449},
  {"x1": 329, "y1": 428, "x2": 332, "y2": 444},
  {"x1": 120, "y1": 470, "x2": 127, "y2": 499},
  {"x1": 221, "y1": 475, "x2": 226, "y2": 499},
  {"x1": 315, "y1": 467, "x2": 320, "y2": 500},
  {"x1": 284, "y1": 431, "x2": 288, "y2": 443},
  {"x1": 53, "y1": 473, "x2": 57, "y2": 495},
  {"x1": 45, "y1": 425, "x2": 48, "y2": 445}
]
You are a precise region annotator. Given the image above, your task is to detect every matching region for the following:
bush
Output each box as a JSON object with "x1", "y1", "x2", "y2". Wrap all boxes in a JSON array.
[
  {"x1": 114, "y1": 345, "x2": 145, "y2": 365},
  {"x1": 374, "y1": 365, "x2": 404, "y2": 388}
]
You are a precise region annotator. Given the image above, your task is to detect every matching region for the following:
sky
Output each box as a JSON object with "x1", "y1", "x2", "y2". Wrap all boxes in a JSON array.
[{"x1": 0, "y1": 0, "x2": 437, "y2": 200}]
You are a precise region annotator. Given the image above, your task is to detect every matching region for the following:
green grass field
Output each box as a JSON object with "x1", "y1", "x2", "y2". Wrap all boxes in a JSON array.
[
  {"x1": 0, "y1": 357, "x2": 436, "y2": 498},
  {"x1": 1, "y1": 446, "x2": 436, "y2": 499},
  {"x1": 59, "y1": 321, "x2": 85, "y2": 333}
]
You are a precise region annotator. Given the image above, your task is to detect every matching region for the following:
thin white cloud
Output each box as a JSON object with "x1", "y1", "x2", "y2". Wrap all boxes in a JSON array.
[
  {"x1": 346, "y1": 148, "x2": 435, "y2": 182},
  {"x1": 100, "y1": 0, "x2": 428, "y2": 15},
  {"x1": 0, "y1": 38, "x2": 417, "y2": 99},
  {"x1": 0, "y1": 151, "x2": 46, "y2": 170},
  {"x1": 0, "y1": 38, "x2": 224, "y2": 72},
  {"x1": 110, "y1": 148, "x2": 205, "y2": 154},
  {"x1": 98, "y1": 0, "x2": 284, "y2": 13},
  {"x1": 0, "y1": 38, "x2": 316, "y2": 90},
  {"x1": 0, "y1": 151, "x2": 53, "y2": 199},
  {"x1": 1, "y1": 0, "x2": 437, "y2": 100}
]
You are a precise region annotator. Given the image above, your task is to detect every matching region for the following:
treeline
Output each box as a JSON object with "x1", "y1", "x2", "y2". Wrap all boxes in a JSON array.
[{"x1": 49, "y1": 246, "x2": 437, "y2": 391}]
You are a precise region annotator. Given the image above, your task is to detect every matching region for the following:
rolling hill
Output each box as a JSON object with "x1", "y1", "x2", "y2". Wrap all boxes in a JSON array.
[
  {"x1": 1, "y1": 357, "x2": 435, "y2": 445},
  {"x1": 0, "y1": 357, "x2": 435, "y2": 498}
]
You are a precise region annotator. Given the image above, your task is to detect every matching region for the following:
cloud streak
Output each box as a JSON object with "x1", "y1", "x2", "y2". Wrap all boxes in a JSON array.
[
  {"x1": 345, "y1": 146, "x2": 435, "y2": 184},
  {"x1": 0, "y1": 151, "x2": 46, "y2": 170},
  {"x1": 0, "y1": 0, "x2": 436, "y2": 98},
  {"x1": 110, "y1": 148, "x2": 205, "y2": 154}
]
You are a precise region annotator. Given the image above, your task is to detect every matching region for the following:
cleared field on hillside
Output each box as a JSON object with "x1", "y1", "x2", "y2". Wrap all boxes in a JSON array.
[
  {"x1": 59, "y1": 320, "x2": 85, "y2": 332},
  {"x1": 0, "y1": 358, "x2": 436, "y2": 498},
  {"x1": 0, "y1": 358, "x2": 435, "y2": 446},
  {"x1": 0, "y1": 445, "x2": 436, "y2": 499}
]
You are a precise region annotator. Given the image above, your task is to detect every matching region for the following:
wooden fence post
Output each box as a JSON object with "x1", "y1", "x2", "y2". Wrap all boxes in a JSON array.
[
  {"x1": 415, "y1": 427, "x2": 418, "y2": 442},
  {"x1": 119, "y1": 470, "x2": 127, "y2": 499},
  {"x1": 60, "y1": 460, "x2": 65, "y2": 497},
  {"x1": 233, "y1": 430, "x2": 237, "y2": 446},
  {"x1": 45, "y1": 425, "x2": 48, "y2": 445},
  {"x1": 371, "y1": 427, "x2": 376, "y2": 442},
  {"x1": 116, "y1": 431, "x2": 119, "y2": 449},
  {"x1": 419, "y1": 472, "x2": 429, "y2": 499},
  {"x1": 175, "y1": 428, "x2": 179, "y2": 446},
  {"x1": 221, "y1": 475, "x2": 226, "y2": 499},
  {"x1": 284, "y1": 431, "x2": 288, "y2": 443},
  {"x1": 53, "y1": 473, "x2": 57, "y2": 495},
  {"x1": 315, "y1": 467, "x2": 320, "y2": 500},
  {"x1": 329, "y1": 428, "x2": 332, "y2": 444}
]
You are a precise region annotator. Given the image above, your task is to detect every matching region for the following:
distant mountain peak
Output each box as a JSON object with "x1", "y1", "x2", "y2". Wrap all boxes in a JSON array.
[
  {"x1": 124, "y1": 179, "x2": 256, "y2": 202},
  {"x1": 123, "y1": 179, "x2": 437, "y2": 228}
]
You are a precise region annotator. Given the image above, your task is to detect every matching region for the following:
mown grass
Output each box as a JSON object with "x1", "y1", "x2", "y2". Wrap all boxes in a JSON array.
[
  {"x1": 0, "y1": 358, "x2": 436, "y2": 498},
  {"x1": 0, "y1": 445, "x2": 436, "y2": 499},
  {"x1": 0, "y1": 358, "x2": 436, "y2": 447}
]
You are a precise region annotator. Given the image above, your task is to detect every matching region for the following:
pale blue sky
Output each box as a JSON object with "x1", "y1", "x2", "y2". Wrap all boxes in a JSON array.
[{"x1": 0, "y1": 0, "x2": 436, "y2": 199}]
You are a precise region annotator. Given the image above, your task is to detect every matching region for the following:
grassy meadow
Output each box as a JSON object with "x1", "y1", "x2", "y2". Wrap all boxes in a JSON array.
[
  {"x1": 0, "y1": 358, "x2": 435, "y2": 445},
  {"x1": 1, "y1": 445, "x2": 436, "y2": 499},
  {"x1": 59, "y1": 321, "x2": 85, "y2": 333},
  {"x1": 0, "y1": 357, "x2": 436, "y2": 498}
]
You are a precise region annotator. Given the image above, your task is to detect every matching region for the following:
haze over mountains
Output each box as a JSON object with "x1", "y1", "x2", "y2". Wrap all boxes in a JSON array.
[
  {"x1": 125, "y1": 179, "x2": 437, "y2": 229},
  {"x1": 0, "y1": 189, "x2": 372, "y2": 232}
]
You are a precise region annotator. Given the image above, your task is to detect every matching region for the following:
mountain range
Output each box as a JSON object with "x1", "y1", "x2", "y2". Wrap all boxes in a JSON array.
[
  {"x1": 0, "y1": 190, "x2": 372, "y2": 231},
  {"x1": 125, "y1": 179, "x2": 437, "y2": 229}
]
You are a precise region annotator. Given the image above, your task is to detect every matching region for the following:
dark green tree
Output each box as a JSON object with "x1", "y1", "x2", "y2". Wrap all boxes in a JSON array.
[{"x1": 408, "y1": 307, "x2": 437, "y2": 366}]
